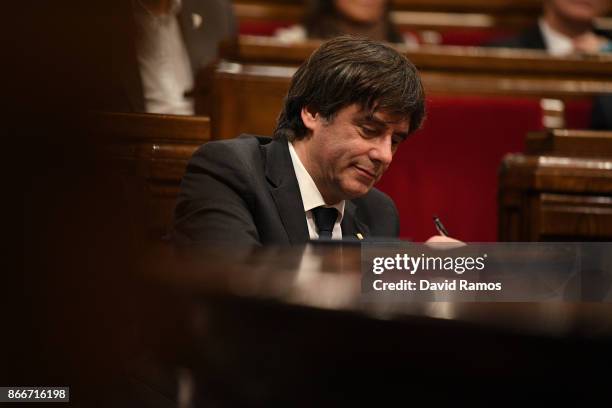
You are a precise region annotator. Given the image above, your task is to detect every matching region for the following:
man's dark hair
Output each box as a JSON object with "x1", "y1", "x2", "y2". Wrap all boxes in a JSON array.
[{"x1": 274, "y1": 36, "x2": 425, "y2": 141}]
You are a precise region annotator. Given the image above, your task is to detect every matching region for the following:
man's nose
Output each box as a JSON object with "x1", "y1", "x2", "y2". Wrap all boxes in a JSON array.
[{"x1": 369, "y1": 135, "x2": 394, "y2": 167}]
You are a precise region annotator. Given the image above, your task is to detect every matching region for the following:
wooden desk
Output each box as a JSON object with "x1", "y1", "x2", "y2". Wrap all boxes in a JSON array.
[
  {"x1": 142, "y1": 242, "x2": 612, "y2": 405},
  {"x1": 499, "y1": 130, "x2": 612, "y2": 241},
  {"x1": 88, "y1": 111, "x2": 210, "y2": 239}
]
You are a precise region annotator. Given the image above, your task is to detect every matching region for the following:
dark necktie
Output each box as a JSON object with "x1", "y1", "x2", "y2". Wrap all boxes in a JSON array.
[{"x1": 312, "y1": 207, "x2": 338, "y2": 239}]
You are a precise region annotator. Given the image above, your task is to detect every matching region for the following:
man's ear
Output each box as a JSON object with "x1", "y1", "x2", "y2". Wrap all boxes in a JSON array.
[{"x1": 300, "y1": 106, "x2": 319, "y2": 131}]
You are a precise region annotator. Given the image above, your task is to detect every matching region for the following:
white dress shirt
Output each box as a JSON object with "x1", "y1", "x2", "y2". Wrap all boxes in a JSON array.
[
  {"x1": 134, "y1": 0, "x2": 195, "y2": 115},
  {"x1": 539, "y1": 19, "x2": 575, "y2": 56},
  {"x1": 288, "y1": 142, "x2": 345, "y2": 239}
]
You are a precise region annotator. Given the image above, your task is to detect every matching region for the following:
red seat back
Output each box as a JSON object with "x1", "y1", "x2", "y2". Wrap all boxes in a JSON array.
[
  {"x1": 565, "y1": 98, "x2": 593, "y2": 129},
  {"x1": 377, "y1": 95, "x2": 544, "y2": 242},
  {"x1": 239, "y1": 21, "x2": 294, "y2": 36}
]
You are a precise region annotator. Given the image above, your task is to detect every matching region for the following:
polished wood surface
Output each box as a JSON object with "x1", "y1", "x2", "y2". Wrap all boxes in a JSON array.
[
  {"x1": 142, "y1": 242, "x2": 612, "y2": 404},
  {"x1": 211, "y1": 62, "x2": 293, "y2": 139},
  {"x1": 88, "y1": 111, "x2": 210, "y2": 239},
  {"x1": 148, "y1": 242, "x2": 612, "y2": 332},
  {"x1": 89, "y1": 111, "x2": 211, "y2": 142},
  {"x1": 210, "y1": 37, "x2": 612, "y2": 139},
  {"x1": 499, "y1": 130, "x2": 612, "y2": 241},
  {"x1": 222, "y1": 36, "x2": 612, "y2": 75},
  {"x1": 526, "y1": 129, "x2": 612, "y2": 158}
]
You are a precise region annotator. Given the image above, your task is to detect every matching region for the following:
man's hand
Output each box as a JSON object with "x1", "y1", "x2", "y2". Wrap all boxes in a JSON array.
[
  {"x1": 573, "y1": 32, "x2": 610, "y2": 54},
  {"x1": 425, "y1": 235, "x2": 466, "y2": 248}
]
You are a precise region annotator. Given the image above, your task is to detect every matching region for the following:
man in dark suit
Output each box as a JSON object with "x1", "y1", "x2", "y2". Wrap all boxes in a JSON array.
[
  {"x1": 173, "y1": 36, "x2": 427, "y2": 245},
  {"x1": 488, "y1": 0, "x2": 612, "y2": 131},
  {"x1": 489, "y1": 0, "x2": 611, "y2": 54}
]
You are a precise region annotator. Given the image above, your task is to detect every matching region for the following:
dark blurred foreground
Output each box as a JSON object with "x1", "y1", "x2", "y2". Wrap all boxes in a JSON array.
[
  {"x1": 13, "y1": 107, "x2": 612, "y2": 406},
  {"x1": 11, "y1": 2, "x2": 612, "y2": 406},
  {"x1": 17, "y1": 181, "x2": 612, "y2": 406}
]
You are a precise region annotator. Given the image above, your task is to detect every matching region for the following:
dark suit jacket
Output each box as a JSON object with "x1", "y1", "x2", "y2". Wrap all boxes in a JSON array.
[
  {"x1": 488, "y1": 24, "x2": 612, "y2": 50},
  {"x1": 592, "y1": 94, "x2": 612, "y2": 130},
  {"x1": 487, "y1": 24, "x2": 547, "y2": 49},
  {"x1": 173, "y1": 136, "x2": 400, "y2": 245}
]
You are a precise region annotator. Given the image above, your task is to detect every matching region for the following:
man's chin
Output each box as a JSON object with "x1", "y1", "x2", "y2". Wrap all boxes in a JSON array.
[{"x1": 341, "y1": 182, "x2": 373, "y2": 200}]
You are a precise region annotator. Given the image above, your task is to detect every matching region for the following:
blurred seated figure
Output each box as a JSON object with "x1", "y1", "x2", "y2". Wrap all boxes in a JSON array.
[
  {"x1": 490, "y1": 0, "x2": 611, "y2": 55},
  {"x1": 24, "y1": 0, "x2": 234, "y2": 115},
  {"x1": 489, "y1": 0, "x2": 612, "y2": 130},
  {"x1": 276, "y1": 0, "x2": 414, "y2": 45},
  {"x1": 132, "y1": 0, "x2": 235, "y2": 114},
  {"x1": 592, "y1": 94, "x2": 612, "y2": 129}
]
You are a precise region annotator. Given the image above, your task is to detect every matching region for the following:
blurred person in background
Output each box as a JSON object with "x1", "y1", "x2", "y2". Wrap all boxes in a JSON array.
[
  {"x1": 491, "y1": 0, "x2": 611, "y2": 54},
  {"x1": 489, "y1": 0, "x2": 612, "y2": 130},
  {"x1": 43, "y1": 0, "x2": 237, "y2": 115},
  {"x1": 276, "y1": 0, "x2": 415, "y2": 45},
  {"x1": 131, "y1": 0, "x2": 236, "y2": 114},
  {"x1": 44, "y1": 0, "x2": 236, "y2": 114}
]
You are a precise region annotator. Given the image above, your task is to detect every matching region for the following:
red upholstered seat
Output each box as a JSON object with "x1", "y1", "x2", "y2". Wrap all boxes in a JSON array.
[
  {"x1": 565, "y1": 98, "x2": 593, "y2": 129},
  {"x1": 437, "y1": 29, "x2": 515, "y2": 46},
  {"x1": 399, "y1": 28, "x2": 515, "y2": 46},
  {"x1": 239, "y1": 21, "x2": 294, "y2": 36},
  {"x1": 376, "y1": 95, "x2": 544, "y2": 242}
]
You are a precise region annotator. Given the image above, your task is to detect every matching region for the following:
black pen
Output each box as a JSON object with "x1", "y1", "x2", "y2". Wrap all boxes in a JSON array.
[{"x1": 433, "y1": 215, "x2": 449, "y2": 237}]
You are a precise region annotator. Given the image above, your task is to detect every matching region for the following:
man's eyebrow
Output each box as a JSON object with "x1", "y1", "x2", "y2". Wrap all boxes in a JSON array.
[
  {"x1": 354, "y1": 114, "x2": 387, "y2": 128},
  {"x1": 357, "y1": 114, "x2": 410, "y2": 139}
]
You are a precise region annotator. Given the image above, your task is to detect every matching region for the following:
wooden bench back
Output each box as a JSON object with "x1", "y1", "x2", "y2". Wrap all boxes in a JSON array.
[
  {"x1": 500, "y1": 129, "x2": 612, "y2": 241},
  {"x1": 211, "y1": 37, "x2": 612, "y2": 139},
  {"x1": 88, "y1": 111, "x2": 210, "y2": 240}
]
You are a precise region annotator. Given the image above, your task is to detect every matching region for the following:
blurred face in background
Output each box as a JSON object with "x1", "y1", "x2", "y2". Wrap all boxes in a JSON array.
[
  {"x1": 334, "y1": 0, "x2": 388, "y2": 24},
  {"x1": 546, "y1": 0, "x2": 610, "y2": 23}
]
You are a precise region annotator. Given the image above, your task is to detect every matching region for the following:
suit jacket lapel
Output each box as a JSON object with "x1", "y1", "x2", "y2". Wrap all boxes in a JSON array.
[
  {"x1": 521, "y1": 25, "x2": 547, "y2": 50},
  {"x1": 263, "y1": 138, "x2": 310, "y2": 245},
  {"x1": 178, "y1": 0, "x2": 237, "y2": 73},
  {"x1": 342, "y1": 200, "x2": 370, "y2": 240},
  {"x1": 177, "y1": 1, "x2": 199, "y2": 74}
]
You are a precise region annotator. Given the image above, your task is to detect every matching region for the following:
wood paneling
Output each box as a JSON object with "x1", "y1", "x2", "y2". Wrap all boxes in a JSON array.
[
  {"x1": 88, "y1": 111, "x2": 210, "y2": 239},
  {"x1": 526, "y1": 129, "x2": 612, "y2": 158},
  {"x1": 499, "y1": 130, "x2": 612, "y2": 241},
  {"x1": 221, "y1": 37, "x2": 612, "y2": 76},
  {"x1": 210, "y1": 37, "x2": 612, "y2": 139}
]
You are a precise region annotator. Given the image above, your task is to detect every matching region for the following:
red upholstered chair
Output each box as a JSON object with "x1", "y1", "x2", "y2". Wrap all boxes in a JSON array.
[
  {"x1": 239, "y1": 21, "x2": 294, "y2": 36},
  {"x1": 437, "y1": 29, "x2": 515, "y2": 46},
  {"x1": 400, "y1": 28, "x2": 515, "y2": 46},
  {"x1": 376, "y1": 95, "x2": 544, "y2": 242},
  {"x1": 565, "y1": 98, "x2": 594, "y2": 129}
]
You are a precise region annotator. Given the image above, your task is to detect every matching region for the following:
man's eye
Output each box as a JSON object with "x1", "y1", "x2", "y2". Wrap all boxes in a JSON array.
[{"x1": 360, "y1": 126, "x2": 378, "y2": 136}]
